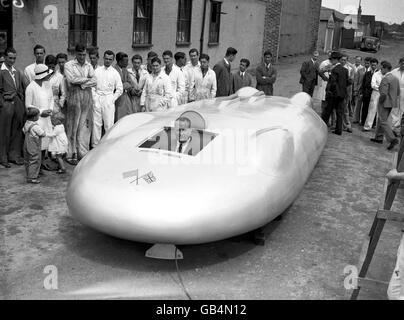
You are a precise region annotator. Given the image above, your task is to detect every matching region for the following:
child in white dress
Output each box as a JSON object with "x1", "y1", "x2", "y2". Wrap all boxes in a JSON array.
[{"x1": 48, "y1": 116, "x2": 68, "y2": 174}]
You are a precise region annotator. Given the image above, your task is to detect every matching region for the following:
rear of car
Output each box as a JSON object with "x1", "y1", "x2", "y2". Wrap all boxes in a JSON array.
[{"x1": 360, "y1": 36, "x2": 381, "y2": 52}]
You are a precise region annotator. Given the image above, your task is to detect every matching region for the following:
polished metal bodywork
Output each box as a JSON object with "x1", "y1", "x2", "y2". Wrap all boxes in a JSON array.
[{"x1": 66, "y1": 89, "x2": 328, "y2": 245}]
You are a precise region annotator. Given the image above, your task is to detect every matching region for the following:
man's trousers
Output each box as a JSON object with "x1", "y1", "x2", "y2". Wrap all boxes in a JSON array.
[
  {"x1": 322, "y1": 96, "x2": 344, "y2": 134},
  {"x1": 65, "y1": 86, "x2": 93, "y2": 160},
  {"x1": 353, "y1": 94, "x2": 363, "y2": 123},
  {"x1": 0, "y1": 98, "x2": 25, "y2": 163},
  {"x1": 374, "y1": 105, "x2": 396, "y2": 143},
  {"x1": 364, "y1": 90, "x2": 380, "y2": 130},
  {"x1": 92, "y1": 93, "x2": 116, "y2": 147}
]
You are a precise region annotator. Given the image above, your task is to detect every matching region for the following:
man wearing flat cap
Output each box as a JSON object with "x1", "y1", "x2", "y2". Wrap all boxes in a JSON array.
[{"x1": 321, "y1": 51, "x2": 351, "y2": 136}]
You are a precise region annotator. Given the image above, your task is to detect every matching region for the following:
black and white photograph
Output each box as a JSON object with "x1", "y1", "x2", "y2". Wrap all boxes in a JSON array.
[{"x1": 1, "y1": 0, "x2": 404, "y2": 305}]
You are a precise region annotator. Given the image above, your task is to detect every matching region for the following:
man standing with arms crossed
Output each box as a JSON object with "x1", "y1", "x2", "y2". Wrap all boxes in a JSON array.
[
  {"x1": 256, "y1": 50, "x2": 277, "y2": 96},
  {"x1": 64, "y1": 44, "x2": 96, "y2": 165},
  {"x1": 92, "y1": 50, "x2": 123, "y2": 148}
]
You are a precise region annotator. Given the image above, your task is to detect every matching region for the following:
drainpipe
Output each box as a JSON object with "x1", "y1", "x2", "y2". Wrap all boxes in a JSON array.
[{"x1": 200, "y1": 0, "x2": 208, "y2": 55}]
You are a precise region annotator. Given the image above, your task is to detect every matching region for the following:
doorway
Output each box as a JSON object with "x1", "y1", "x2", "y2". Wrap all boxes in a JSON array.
[{"x1": 0, "y1": 2, "x2": 13, "y2": 54}]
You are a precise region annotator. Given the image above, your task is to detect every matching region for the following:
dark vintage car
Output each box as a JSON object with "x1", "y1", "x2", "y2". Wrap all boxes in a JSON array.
[{"x1": 360, "y1": 36, "x2": 381, "y2": 52}]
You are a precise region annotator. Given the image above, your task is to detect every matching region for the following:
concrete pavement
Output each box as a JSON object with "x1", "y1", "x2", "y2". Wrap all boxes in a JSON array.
[{"x1": 2, "y1": 40, "x2": 404, "y2": 300}]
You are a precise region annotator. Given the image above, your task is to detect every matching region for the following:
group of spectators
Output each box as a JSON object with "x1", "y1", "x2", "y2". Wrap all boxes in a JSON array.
[
  {"x1": 0, "y1": 43, "x2": 278, "y2": 184},
  {"x1": 300, "y1": 50, "x2": 404, "y2": 150}
]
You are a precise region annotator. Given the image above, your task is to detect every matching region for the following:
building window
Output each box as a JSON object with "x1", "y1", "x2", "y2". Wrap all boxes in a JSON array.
[
  {"x1": 133, "y1": 0, "x2": 153, "y2": 47},
  {"x1": 68, "y1": 0, "x2": 98, "y2": 50},
  {"x1": 209, "y1": 1, "x2": 221, "y2": 44},
  {"x1": 176, "y1": 0, "x2": 192, "y2": 45}
]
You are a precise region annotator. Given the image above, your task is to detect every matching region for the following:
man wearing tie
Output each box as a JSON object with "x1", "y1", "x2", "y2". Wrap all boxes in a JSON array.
[
  {"x1": 213, "y1": 47, "x2": 238, "y2": 97},
  {"x1": 232, "y1": 58, "x2": 253, "y2": 94},
  {"x1": 128, "y1": 54, "x2": 148, "y2": 113},
  {"x1": 299, "y1": 51, "x2": 320, "y2": 97},
  {"x1": 256, "y1": 50, "x2": 277, "y2": 96},
  {"x1": 0, "y1": 47, "x2": 27, "y2": 168},
  {"x1": 173, "y1": 117, "x2": 200, "y2": 156}
]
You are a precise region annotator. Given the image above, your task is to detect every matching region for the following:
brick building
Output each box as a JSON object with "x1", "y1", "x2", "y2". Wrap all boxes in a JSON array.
[{"x1": 0, "y1": 0, "x2": 322, "y2": 69}]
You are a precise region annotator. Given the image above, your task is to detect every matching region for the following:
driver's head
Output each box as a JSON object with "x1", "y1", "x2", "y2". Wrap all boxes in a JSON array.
[{"x1": 175, "y1": 117, "x2": 192, "y2": 143}]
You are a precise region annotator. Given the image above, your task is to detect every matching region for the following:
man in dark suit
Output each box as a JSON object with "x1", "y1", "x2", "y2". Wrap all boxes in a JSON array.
[
  {"x1": 213, "y1": 47, "x2": 238, "y2": 97},
  {"x1": 299, "y1": 51, "x2": 320, "y2": 97},
  {"x1": 352, "y1": 56, "x2": 367, "y2": 124},
  {"x1": 256, "y1": 50, "x2": 277, "y2": 96},
  {"x1": 321, "y1": 51, "x2": 350, "y2": 136},
  {"x1": 172, "y1": 117, "x2": 201, "y2": 156},
  {"x1": 232, "y1": 58, "x2": 253, "y2": 94},
  {"x1": 371, "y1": 61, "x2": 401, "y2": 150},
  {"x1": 0, "y1": 47, "x2": 27, "y2": 168},
  {"x1": 360, "y1": 58, "x2": 379, "y2": 127}
]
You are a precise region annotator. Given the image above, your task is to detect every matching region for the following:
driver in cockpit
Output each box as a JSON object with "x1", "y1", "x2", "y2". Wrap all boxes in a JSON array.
[{"x1": 173, "y1": 117, "x2": 200, "y2": 156}]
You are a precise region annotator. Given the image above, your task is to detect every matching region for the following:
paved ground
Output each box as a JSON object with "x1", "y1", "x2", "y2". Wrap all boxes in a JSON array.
[{"x1": 2, "y1": 40, "x2": 404, "y2": 300}]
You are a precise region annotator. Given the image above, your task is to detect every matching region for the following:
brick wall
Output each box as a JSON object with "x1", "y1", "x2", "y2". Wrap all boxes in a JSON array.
[
  {"x1": 263, "y1": 0, "x2": 322, "y2": 60},
  {"x1": 11, "y1": 0, "x2": 266, "y2": 71},
  {"x1": 262, "y1": 0, "x2": 283, "y2": 62},
  {"x1": 309, "y1": 0, "x2": 322, "y2": 52}
]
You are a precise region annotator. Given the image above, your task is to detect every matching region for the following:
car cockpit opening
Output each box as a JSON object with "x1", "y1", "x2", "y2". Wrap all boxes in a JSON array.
[{"x1": 138, "y1": 127, "x2": 217, "y2": 157}]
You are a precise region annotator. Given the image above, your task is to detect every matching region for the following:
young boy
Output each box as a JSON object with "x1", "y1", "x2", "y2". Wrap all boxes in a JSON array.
[
  {"x1": 23, "y1": 108, "x2": 46, "y2": 184},
  {"x1": 48, "y1": 115, "x2": 68, "y2": 174}
]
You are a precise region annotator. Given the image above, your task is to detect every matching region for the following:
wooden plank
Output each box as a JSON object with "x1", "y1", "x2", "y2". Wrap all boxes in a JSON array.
[
  {"x1": 357, "y1": 277, "x2": 389, "y2": 292},
  {"x1": 377, "y1": 210, "x2": 404, "y2": 223},
  {"x1": 357, "y1": 235, "x2": 371, "y2": 271}
]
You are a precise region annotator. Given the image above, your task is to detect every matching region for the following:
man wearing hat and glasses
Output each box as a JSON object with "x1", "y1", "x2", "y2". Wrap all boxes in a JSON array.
[
  {"x1": 321, "y1": 51, "x2": 351, "y2": 136},
  {"x1": 25, "y1": 63, "x2": 55, "y2": 169}
]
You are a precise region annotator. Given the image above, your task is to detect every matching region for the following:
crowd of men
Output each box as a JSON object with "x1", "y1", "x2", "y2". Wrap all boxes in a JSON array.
[
  {"x1": 300, "y1": 50, "x2": 404, "y2": 150},
  {"x1": 0, "y1": 44, "x2": 278, "y2": 180}
]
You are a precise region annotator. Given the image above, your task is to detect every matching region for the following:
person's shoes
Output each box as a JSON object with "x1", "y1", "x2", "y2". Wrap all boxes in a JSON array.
[
  {"x1": 41, "y1": 163, "x2": 53, "y2": 171},
  {"x1": 27, "y1": 179, "x2": 41, "y2": 184},
  {"x1": 370, "y1": 138, "x2": 383, "y2": 144},
  {"x1": 387, "y1": 138, "x2": 399, "y2": 151},
  {"x1": 333, "y1": 131, "x2": 342, "y2": 136},
  {"x1": 346, "y1": 128, "x2": 353, "y2": 133},
  {"x1": 66, "y1": 158, "x2": 78, "y2": 166},
  {"x1": 9, "y1": 159, "x2": 24, "y2": 166},
  {"x1": 0, "y1": 162, "x2": 11, "y2": 169},
  {"x1": 362, "y1": 128, "x2": 371, "y2": 132}
]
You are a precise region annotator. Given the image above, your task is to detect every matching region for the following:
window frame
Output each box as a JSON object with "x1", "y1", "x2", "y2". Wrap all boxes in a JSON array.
[
  {"x1": 68, "y1": 0, "x2": 98, "y2": 52},
  {"x1": 176, "y1": 0, "x2": 193, "y2": 47},
  {"x1": 133, "y1": 0, "x2": 154, "y2": 48},
  {"x1": 208, "y1": 0, "x2": 222, "y2": 46}
]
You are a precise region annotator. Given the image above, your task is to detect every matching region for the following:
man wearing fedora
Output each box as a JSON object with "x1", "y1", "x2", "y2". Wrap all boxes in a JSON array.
[
  {"x1": 321, "y1": 51, "x2": 350, "y2": 136},
  {"x1": 0, "y1": 47, "x2": 27, "y2": 168}
]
